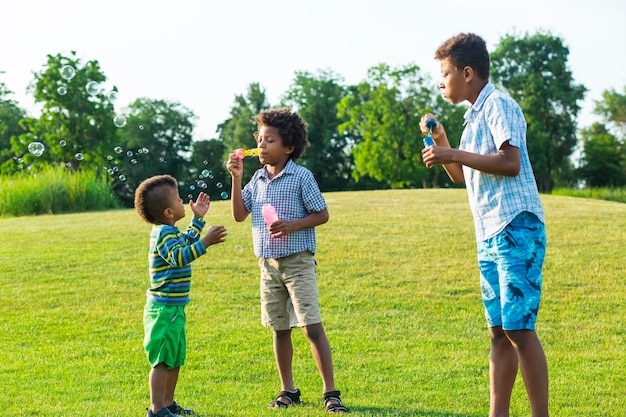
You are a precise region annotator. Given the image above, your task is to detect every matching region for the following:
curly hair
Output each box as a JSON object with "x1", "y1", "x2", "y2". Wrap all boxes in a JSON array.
[
  {"x1": 434, "y1": 33, "x2": 490, "y2": 80},
  {"x1": 253, "y1": 107, "x2": 309, "y2": 161},
  {"x1": 134, "y1": 174, "x2": 178, "y2": 224}
]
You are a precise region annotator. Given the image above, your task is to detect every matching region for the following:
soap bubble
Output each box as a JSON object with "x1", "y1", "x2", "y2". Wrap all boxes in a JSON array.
[
  {"x1": 119, "y1": 175, "x2": 127, "y2": 182},
  {"x1": 28, "y1": 142, "x2": 45, "y2": 157},
  {"x1": 113, "y1": 115, "x2": 127, "y2": 128},
  {"x1": 189, "y1": 185, "x2": 196, "y2": 191},
  {"x1": 59, "y1": 140, "x2": 67, "y2": 147},
  {"x1": 131, "y1": 159, "x2": 138, "y2": 164},
  {"x1": 57, "y1": 86, "x2": 67, "y2": 96},
  {"x1": 114, "y1": 146, "x2": 123, "y2": 154},
  {"x1": 197, "y1": 180, "x2": 207, "y2": 189},
  {"x1": 139, "y1": 125, "x2": 144, "y2": 130},
  {"x1": 60, "y1": 65, "x2": 76, "y2": 80},
  {"x1": 221, "y1": 191, "x2": 229, "y2": 199},
  {"x1": 107, "y1": 90, "x2": 119, "y2": 103},
  {"x1": 159, "y1": 157, "x2": 166, "y2": 163},
  {"x1": 75, "y1": 153, "x2": 84, "y2": 161},
  {"x1": 201, "y1": 169, "x2": 210, "y2": 177},
  {"x1": 235, "y1": 245, "x2": 243, "y2": 254},
  {"x1": 216, "y1": 182, "x2": 223, "y2": 189},
  {"x1": 86, "y1": 81, "x2": 100, "y2": 96},
  {"x1": 126, "y1": 150, "x2": 133, "y2": 157},
  {"x1": 203, "y1": 160, "x2": 208, "y2": 165}
]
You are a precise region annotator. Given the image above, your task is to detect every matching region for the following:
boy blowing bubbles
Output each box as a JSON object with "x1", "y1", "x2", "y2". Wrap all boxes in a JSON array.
[
  {"x1": 421, "y1": 33, "x2": 549, "y2": 417},
  {"x1": 226, "y1": 108, "x2": 348, "y2": 414},
  {"x1": 135, "y1": 175, "x2": 227, "y2": 417}
]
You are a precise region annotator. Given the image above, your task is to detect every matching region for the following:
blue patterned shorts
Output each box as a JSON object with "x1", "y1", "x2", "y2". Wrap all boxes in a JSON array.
[{"x1": 477, "y1": 212, "x2": 546, "y2": 330}]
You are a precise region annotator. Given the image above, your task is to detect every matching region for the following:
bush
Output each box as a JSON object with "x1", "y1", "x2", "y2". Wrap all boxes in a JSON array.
[
  {"x1": 0, "y1": 166, "x2": 120, "y2": 217},
  {"x1": 551, "y1": 187, "x2": 626, "y2": 203}
]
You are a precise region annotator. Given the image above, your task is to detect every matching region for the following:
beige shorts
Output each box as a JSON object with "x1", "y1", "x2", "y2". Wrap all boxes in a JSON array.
[{"x1": 259, "y1": 251, "x2": 322, "y2": 330}]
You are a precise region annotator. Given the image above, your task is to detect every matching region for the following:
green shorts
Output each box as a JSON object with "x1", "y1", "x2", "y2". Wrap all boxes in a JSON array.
[{"x1": 143, "y1": 301, "x2": 187, "y2": 369}]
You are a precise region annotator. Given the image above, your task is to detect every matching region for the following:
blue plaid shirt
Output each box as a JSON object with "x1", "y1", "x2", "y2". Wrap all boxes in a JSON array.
[
  {"x1": 242, "y1": 160, "x2": 327, "y2": 258},
  {"x1": 460, "y1": 83, "x2": 544, "y2": 241}
]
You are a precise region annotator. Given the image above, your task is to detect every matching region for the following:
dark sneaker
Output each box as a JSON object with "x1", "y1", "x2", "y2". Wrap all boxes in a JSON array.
[
  {"x1": 167, "y1": 401, "x2": 195, "y2": 415},
  {"x1": 146, "y1": 407, "x2": 180, "y2": 417}
]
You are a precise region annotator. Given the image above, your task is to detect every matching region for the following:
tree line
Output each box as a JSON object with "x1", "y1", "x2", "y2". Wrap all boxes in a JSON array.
[{"x1": 1, "y1": 30, "x2": 624, "y2": 208}]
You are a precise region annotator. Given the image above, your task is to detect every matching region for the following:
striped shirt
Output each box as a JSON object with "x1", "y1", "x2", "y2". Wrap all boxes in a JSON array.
[
  {"x1": 146, "y1": 216, "x2": 207, "y2": 304},
  {"x1": 460, "y1": 83, "x2": 544, "y2": 241},
  {"x1": 242, "y1": 160, "x2": 327, "y2": 259}
]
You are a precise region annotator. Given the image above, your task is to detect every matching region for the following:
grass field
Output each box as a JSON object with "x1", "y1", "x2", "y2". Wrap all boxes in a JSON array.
[{"x1": 1, "y1": 189, "x2": 624, "y2": 417}]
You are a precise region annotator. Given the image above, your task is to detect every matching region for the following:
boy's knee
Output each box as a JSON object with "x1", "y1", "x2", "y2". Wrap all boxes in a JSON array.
[
  {"x1": 503, "y1": 329, "x2": 537, "y2": 350},
  {"x1": 302, "y1": 322, "x2": 324, "y2": 341}
]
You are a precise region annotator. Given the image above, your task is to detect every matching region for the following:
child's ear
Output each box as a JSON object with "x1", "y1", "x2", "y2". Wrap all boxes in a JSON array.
[
  {"x1": 163, "y1": 207, "x2": 174, "y2": 219},
  {"x1": 463, "y1": 66, "x2": 474, "y2": 82}
]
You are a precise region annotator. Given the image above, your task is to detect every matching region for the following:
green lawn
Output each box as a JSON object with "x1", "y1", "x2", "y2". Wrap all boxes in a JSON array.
[{"x1": 2, "y1": 189, "x2": 624, "y2": 416}]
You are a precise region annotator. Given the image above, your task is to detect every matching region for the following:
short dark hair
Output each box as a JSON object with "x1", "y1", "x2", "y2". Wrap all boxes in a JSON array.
[
  {"x1": 253, "y1": 107, "x2": 309, "y2": 161},
  {"x1": 435, "y1": 33, "x2": 490, "y2": 80},
  {"x1": 134, "y1": 174, "x2": 178, "y2": 224}
]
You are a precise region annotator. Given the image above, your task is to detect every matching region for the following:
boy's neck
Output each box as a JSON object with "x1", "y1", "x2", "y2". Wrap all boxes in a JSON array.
[
  {"x1": 265, "y1": 159, "x2": 289, "y2": 179},
  {"x1": 468, "y1": 79, "x2": 489, "y2": 105}
]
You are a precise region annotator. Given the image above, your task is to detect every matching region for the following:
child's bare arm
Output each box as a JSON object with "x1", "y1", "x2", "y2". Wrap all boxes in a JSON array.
[{"x1": 268, "y1": 208, "x2": 329, "y2": 238}]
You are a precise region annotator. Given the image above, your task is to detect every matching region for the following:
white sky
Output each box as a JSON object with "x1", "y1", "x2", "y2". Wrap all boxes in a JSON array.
[{"x1": 1, "y1": 0, "x2": 624, "y2": 140}]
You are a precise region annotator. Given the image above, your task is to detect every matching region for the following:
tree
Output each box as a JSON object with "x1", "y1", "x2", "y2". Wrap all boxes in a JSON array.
[
  {"x1": 577, "y1": 123, "x2": 625, "y2": 187},
  {"x1": 111, "y1": 98, "x2": 197, "y2": 206},
  {"x1": 337, "y1": 63, "x2": 463, "y2": 189},
  {"x1": 216, "y1": 83, "x2": 269, "y2": 186},
  {"x1": 18, "y1": 52, "x2": 119, "y2": 172},
  {"x1": 0, "y1": 78, "x2": 28, "y2": 174},
  {"x1": 491, "y1": 31, "x2": 587, "y2": 192},
  {"x1": 576, "y1": 86, "x2": 626, "y2": 187},
  {"x1": 595, "y1": 86, "x2": 626, "y2": 135},
  {"x1": 280, "y1": 69, "x2": 354, "y2": 191}
]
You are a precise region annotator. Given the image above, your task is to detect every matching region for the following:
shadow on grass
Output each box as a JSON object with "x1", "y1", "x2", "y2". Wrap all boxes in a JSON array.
[
  {"x1": 341, "y1": 406, "x2": 483, "y2": 416},
  {"x1": 192, "y1": 406, "x2": 482, "y2": 417}
]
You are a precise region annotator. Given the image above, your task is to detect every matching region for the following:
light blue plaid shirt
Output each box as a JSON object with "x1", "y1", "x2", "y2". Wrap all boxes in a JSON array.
[
  {"x1": 460, "y1": 83, "x2": 544, "y2": 241},
  {"x1": 242, "y1": 160, "x2": 327, "y2": 258}
]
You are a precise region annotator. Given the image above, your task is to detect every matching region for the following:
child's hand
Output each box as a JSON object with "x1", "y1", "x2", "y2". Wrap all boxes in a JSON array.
[
  {"x1": 190, "y1": 192, "x2": 210, "y2": 218},
  {"x1": 420, "y1": 113, "x2": 441, "y2": 136},
  {"x1": 202, "y1": 225, "x2": 227, "y2": 247},
  {"x1": 226, "y1": 153, "x2": 243, "y2": 178}
]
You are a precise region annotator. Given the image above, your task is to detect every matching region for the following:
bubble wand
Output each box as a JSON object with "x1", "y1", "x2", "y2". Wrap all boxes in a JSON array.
[
  {"x1": 423, "y1": 118, "x2": 437, "y2": 148},
  {"x1": 234, "y1": 147, "x2": 261, "y2": 159}
]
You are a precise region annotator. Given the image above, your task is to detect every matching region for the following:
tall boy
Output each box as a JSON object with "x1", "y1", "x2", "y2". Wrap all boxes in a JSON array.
[
  {"x1": 421, "y1": 33, "x2": 549, "y2": 417},
  {"x1": 226, "y1": 108, "x2": 348, "y2": 414}
]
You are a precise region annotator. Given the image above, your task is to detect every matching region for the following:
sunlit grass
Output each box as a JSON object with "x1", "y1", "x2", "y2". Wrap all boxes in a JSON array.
[{"x1": 2, "y1": 189, "x2": 624, "y2": 416}]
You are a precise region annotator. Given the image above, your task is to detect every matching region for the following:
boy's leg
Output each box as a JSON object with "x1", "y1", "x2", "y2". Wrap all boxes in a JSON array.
[
  {"x1": 149, "y1": 363, "x2": 168, "y2": 413},
  {"x1": 488, "y1": 326, "x2": 518, "y2": 417},
  {"x1": 274, "y1": 329, "x2": 295, "y2": 391},
  {"x1": 505, "y1": 330, "x2": 549, "y2": 417},
  {"x1": 302, "y1": 322, "x2": 336, "y2": 393},
  {"x1": 164, "y1": 367, "x2": 180, "y2": 409}
]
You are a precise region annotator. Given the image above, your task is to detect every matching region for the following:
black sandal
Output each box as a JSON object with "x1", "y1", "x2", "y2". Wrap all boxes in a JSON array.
[
  {"x1": 267, "y1": 388, "x2": 302, "y2": 408},
  {"x1": 323, "y1": 390, "x2": 348, "y2": 414}
]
